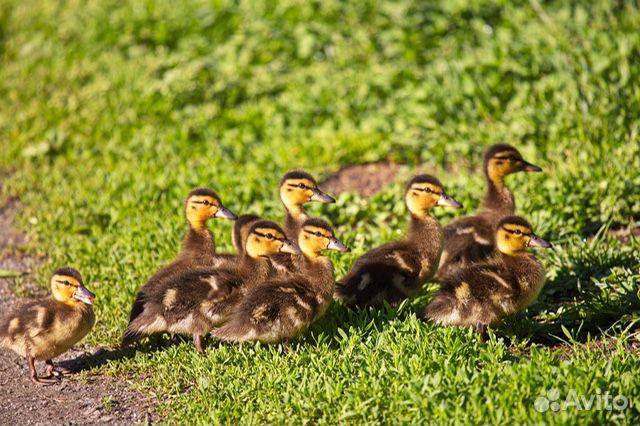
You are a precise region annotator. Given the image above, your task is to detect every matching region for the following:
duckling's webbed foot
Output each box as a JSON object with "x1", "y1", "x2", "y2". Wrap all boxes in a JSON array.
[
  {"x1": 28, "y1": 356, "x2": 59, "y2": 385},
  {"x1": 193, "y1": 334, "x2": 205, "y2": 354},
  {"x1": 44, "y1": 359, "x2": 67, "y2": 378}
]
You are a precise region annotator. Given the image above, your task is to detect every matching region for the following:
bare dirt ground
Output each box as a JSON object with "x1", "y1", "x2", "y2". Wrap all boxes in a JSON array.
[
  {"x1": 0, "y1": 198, "x2": 157, "y2": 426},
  {"x1": 321, "y1": 161, "x2": 400, "y2": 197}
]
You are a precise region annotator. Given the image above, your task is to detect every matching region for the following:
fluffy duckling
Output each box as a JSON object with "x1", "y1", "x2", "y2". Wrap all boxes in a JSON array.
[
  {"x1": 121, "y1": 220, "x2": 299, "y2": 352},
  {"x1": 279, "y1": 170, "x2": 335, "y2": 239},
  {"x1": 0, "y1": 267, "x2": 95, "y2": 385},
  {"x1": 436, "y1": 144, "x2": 541, "y2": 280},
  {"x1": 425, "y1": 216, "x2": 551, "y2": 338},
  {"x1": 334, "y1": 174, "x2": 462, "y2": 307},
  {"x1": 127, "y1": 187, "x2": 236, "y2": 325},
  {"x1": 213, "y1": 218, "x2": 349, "y2": 352},
  {"x1": 214, "y1": 214, "x2": 262, "y2": 263}
]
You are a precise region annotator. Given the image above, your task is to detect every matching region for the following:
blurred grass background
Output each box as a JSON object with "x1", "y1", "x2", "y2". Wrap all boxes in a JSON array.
[{"x1": 0, "y1": 0, "x2": 639, "y2": 424}]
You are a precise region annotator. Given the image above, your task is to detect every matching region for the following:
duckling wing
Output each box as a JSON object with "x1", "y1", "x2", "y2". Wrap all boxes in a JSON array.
[
  {"x1": 127, "y1": 257, "x2": 197, "y2": 324},
  {"x1": 0, "y1": 300, "x2": 43, "y2": 353},
  {"x1": 426, "y1": 261, "x2": 520, "y2": 327},
  {"x1": 127, "y1": 251, "x2": 241, "y2": 326},
  {"x1": 335, "y1": 241, "x2": 424, "y2": 307},
  {"x1": 214, "y1": 277, "x2": 320, "y2": 344},
  {"x1": 437, "y1": 214, "x2": 496, "y2": 279},
  {"x1": 0, "y1": 299, "x2": 85, "y2": 359},
  {"x1": 123, "y1": 267, "x2": 243, "y2": 343}
]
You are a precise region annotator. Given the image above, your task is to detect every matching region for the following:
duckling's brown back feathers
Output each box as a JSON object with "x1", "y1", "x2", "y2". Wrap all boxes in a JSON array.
[
  {"x1": 213, "y1": 274, "x2": 330, "y2": 344},
  {"x1": 426, "y1": 252, "x2": 544, "y2": 327},
  {"x1": 436, "y1": 214, "x2": 496, "y2": 280},
  {"x1": 1, "y1": 298, "x2": 95, "y2": 360}
]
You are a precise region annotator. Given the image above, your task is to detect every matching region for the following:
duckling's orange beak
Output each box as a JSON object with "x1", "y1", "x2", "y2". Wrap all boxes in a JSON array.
[
  {"x1": 521, "y1": 160, "x2": 542, "y2": 172},
  {"x1": 280, "y1": 239, "x2": 302, "y2": 254},
  {"x1": 528, "y1": 234, "x2": 552, "y2": 248},
  {"x1": 310, "y1": 188, "x2": 335, "y2": 203},
  {"x1": 73, "y1": 286, "x2": 96, "y2": 305},
  {"x1": 436, "y1": 194, "x2": 463, "y2": 209},
  {"x1": 327, "y1": 237, "x2": 350, "y2": 252},
  {"x1": 215, "y1": 206, "x2": 238, "y2": 220}
]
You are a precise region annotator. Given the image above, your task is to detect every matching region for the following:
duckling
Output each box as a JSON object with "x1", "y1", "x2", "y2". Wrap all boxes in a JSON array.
[
  {"x1": 334, "y1": 174, "x2": 462, "y2": 307},
  {"x1": 127, "y1": 187, "x2": 236, "y2": 326},
  {"x1": 279, "y1": 170, "x2": 335, "y2": 239},
  {"x1": 425, "y1": 216, "x2": 551, "y2": 338},
  {"x1": 213, "y1": 214, "x2": 262, "y2": 263},
  {"x1": 213, "y1": 218, "x2": 349, "y2": 352},
  {"x1": 0, "y1": 267, "x2": 95, "y2": 385},
  {"x1": 436, "y1": 144, "x2": 541, "y2": 280},
  {"x1": 121, "y1": 220, "x2": 299, "y2": 352},
  {"x1": 268, "y1": 170, "x2": 335, "y2": 274}
]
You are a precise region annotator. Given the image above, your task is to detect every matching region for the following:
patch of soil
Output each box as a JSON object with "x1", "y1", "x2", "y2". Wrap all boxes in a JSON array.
[
  {"x1": 321, "y1": 161, "x2": 399, "y2": 197},
  {"x1": 0, "y1": 198, "x2": 157, "y2": 425}
]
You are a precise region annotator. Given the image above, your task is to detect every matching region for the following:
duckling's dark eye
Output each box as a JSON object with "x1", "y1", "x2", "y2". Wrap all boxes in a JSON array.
[
  {"x1": 314, "y1": 231, "x2": 322, "y2": 237},
  {"x1": 266, "y1": 233, "x2": 274, "y2": 240},
  {"x1": 513, "y1": 229, "x2": 522, "y2": 235},
  {"x1": 297, "y1": 183, "x2": 306, "y2": 189},
  {"x1": 423, "y1": 187, "x2": 432, "y2": 193}
]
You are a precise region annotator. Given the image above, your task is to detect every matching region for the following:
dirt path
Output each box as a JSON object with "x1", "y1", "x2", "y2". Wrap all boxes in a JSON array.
[{"x1": 0, "y1": 199, "x2": 157, "y2": 425}]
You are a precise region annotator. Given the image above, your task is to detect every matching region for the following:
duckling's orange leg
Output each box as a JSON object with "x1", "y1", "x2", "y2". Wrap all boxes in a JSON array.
[
  {"x1": 193, "y1": 334, "x2": 205, "y2": 353},
  {"x1": 28, "y1": 355, "x2": 58, "y2": 385}
]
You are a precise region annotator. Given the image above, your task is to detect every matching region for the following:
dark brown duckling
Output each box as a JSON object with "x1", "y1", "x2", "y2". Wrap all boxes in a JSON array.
[
  {"x1": 0, "y1": 267, "x2": 95, "y2": 385},
  {"x1": 121, "y1": 220, "x2": 299, "y2": 352},
  {"x1": 127, "y1": 188, "x2": 236, "y2": 326},
  {"x1": 436, "y1": 144, "x2": 542, "y2": 280},
  {"x1": 213, "y1": 218, "x2": 349, "y2": 352},
  {"x1": 335, "y1": 175, "x2": 462, "y2": 307},
  {"x1": 426, "y1": 216, "x2": 551, "y2": 339},
  {"x1": 279, "y1": 170, "x2": 335, "y2": 240}
]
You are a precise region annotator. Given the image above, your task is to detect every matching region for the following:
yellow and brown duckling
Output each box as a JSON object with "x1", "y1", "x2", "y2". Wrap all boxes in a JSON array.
[
  {"x1": 121, "y1": 220, "x2": 299, "y2": 352},
  {"x1": 425, "y1": 216, "x2": 551, "y2": 339},
  {"x1": 213, "y1": 214, "x2": 263, "y2": 264},
  {"x1": 0, "y1": 267, "x2": 95, "y2": 385},
  {"x1": 436, "y1": 144, "x2": 542, "y2": 280},
  {"x1": 334, "y1": 174, "x2": 462, "y2": 307},
  {"x1": 213, "y1": 218, "x2": 349, "y2": 352},
  {"x1": 126, "y1": 187, "x2": 236, "y2": 327},
  {"x1": 280, "y1": 170, "x2": 335, "y2": 240}
]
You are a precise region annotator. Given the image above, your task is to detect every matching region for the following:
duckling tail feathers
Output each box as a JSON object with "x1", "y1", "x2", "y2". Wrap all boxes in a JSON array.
[
  {"x1": 213, "y1": 320, "x2": 256, "y2": 343},
  {"x1": 333, "y1": 279, "x2": 358, "y2": 305},
  {"x1": 121, "y1": 327, "x2": 144, "y2": 347},
  {"x1": 424, "y1": 293, "x2": 458, "y2": 324},
  {"x1": 127, "y1": 296, "x2": 146, "y2": 324}
]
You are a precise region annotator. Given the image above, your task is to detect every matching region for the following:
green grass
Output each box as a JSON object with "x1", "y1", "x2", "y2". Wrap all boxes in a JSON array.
[{"x1": 1, "y1": 0, "x2": 639, "y2": 424}]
